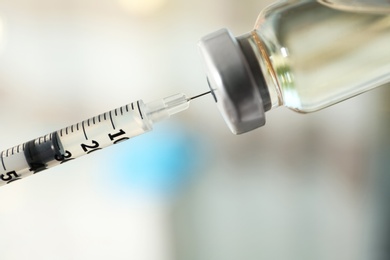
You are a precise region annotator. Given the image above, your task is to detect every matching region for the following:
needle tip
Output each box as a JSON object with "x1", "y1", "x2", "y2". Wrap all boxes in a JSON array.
[{"x1": 188, "y1": 91, "x2": 212, "y2": 101}]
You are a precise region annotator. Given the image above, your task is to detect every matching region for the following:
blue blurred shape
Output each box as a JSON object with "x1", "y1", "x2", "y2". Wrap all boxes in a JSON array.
[{"x1": 111, "y1": 122, "x2": 204, "y2": 195}]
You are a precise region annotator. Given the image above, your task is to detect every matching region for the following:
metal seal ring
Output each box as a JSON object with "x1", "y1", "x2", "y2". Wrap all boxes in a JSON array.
[{"x1": 198, "y1": 28, "x2": 266, "y2": 134}]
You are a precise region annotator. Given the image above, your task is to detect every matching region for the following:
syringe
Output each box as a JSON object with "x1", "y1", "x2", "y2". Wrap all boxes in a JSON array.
[{"x1": 0, "y1": 92, "x2": 210, "y2": 187}]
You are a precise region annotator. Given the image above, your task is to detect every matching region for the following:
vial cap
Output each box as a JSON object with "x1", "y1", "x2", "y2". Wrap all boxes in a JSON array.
[{"x1": 198, "y1": 29, "x2": 266, "y2": 134}]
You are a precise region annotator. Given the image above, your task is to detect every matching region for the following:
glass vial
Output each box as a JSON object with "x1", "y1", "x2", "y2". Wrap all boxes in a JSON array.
[{"x1": 199, "y1": 0, "x2": 390, "y2": 134}]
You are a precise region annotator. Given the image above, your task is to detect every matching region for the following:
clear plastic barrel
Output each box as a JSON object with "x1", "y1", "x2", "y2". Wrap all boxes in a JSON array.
[
  {"x1": 254, "y1": 0, "x2": 390, "y2": 112},
  {"x1": 0, "y1": 93, "x2": 190, "y2": 186}
]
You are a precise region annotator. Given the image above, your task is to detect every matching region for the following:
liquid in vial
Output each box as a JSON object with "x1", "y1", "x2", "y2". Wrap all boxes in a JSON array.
[{"x1": 255, "y1": 0, "x2": 390, "y2": 112}]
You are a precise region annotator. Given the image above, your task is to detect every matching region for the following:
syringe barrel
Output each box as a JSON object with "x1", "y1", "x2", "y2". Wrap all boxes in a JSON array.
[
  {"x1": 0, "y1": 93, "x2": 191, "y2": 187},
  {"x1": 0, "y1": 99, "x2": 153, "y2": 186}
]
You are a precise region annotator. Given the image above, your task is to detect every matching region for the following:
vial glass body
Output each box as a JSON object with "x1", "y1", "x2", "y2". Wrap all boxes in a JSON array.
[{"x1": 255, "y1": 0, "x2": 390, "y2": 112}]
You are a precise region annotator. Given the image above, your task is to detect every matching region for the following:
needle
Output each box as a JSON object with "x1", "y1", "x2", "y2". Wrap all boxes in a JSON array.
[{"x1": 187, "y1": 91, "x2": 212, "y2": 101}]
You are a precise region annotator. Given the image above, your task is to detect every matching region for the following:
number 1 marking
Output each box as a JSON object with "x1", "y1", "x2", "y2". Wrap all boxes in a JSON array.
[{"x1": 108, "y1": 129, "x2": 129, "y2": 144}]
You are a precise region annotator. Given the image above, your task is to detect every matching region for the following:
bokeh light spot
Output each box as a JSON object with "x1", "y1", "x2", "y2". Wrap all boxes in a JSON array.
[{"x1": 118, "y1": 0, "x2": 168, "y2": 16}]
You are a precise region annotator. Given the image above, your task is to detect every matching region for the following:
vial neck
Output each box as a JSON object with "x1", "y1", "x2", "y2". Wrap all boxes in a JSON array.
[{"x1": 236, "y1": 31, "x2": 282, "y2": 111}]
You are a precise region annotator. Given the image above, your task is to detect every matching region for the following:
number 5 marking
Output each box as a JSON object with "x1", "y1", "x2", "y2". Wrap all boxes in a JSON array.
[{"x1": 1, "y1": 171, "x2": 21, "y2": 184}]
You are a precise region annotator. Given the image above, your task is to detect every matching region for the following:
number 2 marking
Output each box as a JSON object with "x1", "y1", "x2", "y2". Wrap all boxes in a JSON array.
[{"x1": 81, "y1": 140, "x2": 101, "y2": 154}]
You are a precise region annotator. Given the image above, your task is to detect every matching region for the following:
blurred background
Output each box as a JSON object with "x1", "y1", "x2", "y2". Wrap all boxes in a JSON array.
[{"x1": 0, "y1": 0, "x2": 388, "y2": 259}]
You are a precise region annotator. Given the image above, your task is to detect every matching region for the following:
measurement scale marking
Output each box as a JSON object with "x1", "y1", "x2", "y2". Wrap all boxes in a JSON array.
[
  {"x1": 131, "y1": 103, "x2": 134, "y2": 110},
  {"x1": 126, "y1": 105, "x2": 129, "y2": 112},
  {"x1": 1, "y1": 151, "x2": 6, "y2": 170},
  {"x1": 137, "y1": 101, "x2": 143, "y2": 119},
  {"x1": 120, "y1": 107, "x2": 123, "y2": 115},
  {"x1": 109, "y1": 111, "x2": 116, "y2": 130},
  {"x1": 82, "y1": 121, "x2": 88, "y2": 140}
]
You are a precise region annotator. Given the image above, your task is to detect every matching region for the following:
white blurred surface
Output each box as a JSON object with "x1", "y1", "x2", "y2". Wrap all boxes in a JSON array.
[{"x1": 0, "y1": 0, "x2": 387, "y2": 259}]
